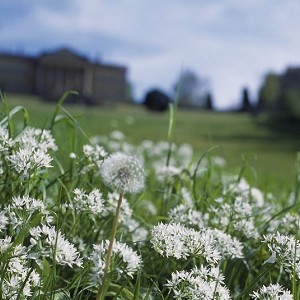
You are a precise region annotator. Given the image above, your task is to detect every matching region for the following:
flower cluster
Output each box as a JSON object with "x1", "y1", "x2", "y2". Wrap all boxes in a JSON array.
[
  {"x1": 262, "y1": 232, "x2": 300, "y2": 279},
  {"x1": 151, "y1": 223, "x2": 220, "y2": 264},
  {"x1": 209, "y1": 178, "x2": 268, "y2": 239},
  {"x1": 81, "y1": 144, "x2": 107, "y2": 174},
  {"x1": 29, "y1": 224, "x2": 83, "y2": 268},
  {"x1": 168, "y1": 203, "x2": 208, "y2": 228},
  {"x1": 71, "y1": 188, "x2": 105, "y2": 214},
  {"x1": 90, "y1": 240, "x2": 142, "y2": 285},
  {"x1": 0, "y1": 243, "x2": 40, "y2": 299},
  {"x1": 251, "y1": 283, "x2": 292, "y2": 299},
  {"x1": 165, "y1": 266, "x2": 231, "y2": 300},
  {"x1": 3, "y1": 126, "x2": 57, "y2": 178}
]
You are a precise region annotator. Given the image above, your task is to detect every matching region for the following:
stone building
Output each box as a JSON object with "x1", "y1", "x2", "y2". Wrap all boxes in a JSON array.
[{"x1": 0, "y1": 48, "x2": 127, "y2": 105}]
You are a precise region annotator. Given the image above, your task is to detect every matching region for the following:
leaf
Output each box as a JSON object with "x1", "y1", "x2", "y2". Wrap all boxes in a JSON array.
[
  {"x1": 53, "y1": 290, "x2": 71, "y2": 300},
  {"x1": 48, "y1": 90, "x2": 78, "y2": 130},
  {"x1": 108, "y1": 282, "x2": 134, "y2": 300},
  {"x1": 133, "y1": 273, "x2": 141, "y2": 300}
]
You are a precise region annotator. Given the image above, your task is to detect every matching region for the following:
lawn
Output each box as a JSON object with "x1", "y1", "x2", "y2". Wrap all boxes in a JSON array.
[{"x1": 4, "y1": 93, "x2": 300, "y2": 191}]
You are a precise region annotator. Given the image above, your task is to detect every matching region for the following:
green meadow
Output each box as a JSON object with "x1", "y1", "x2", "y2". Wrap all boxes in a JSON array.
[{"x1": 5, "y1": 93, "x2": 300, "y2": 191}]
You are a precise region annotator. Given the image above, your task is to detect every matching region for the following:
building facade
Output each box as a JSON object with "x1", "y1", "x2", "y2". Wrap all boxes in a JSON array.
[{"x1": 0, "y1": 48, "x2": 127, "y2": 105}]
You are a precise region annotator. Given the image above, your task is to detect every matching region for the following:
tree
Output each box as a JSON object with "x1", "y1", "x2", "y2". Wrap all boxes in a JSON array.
[
  {"x1": 259, "y1": 69, "x2": 300, "y2": 120},
  {"x1": 281, "y1": 88, "x2": 300, "y2": 120},
  {"x1": 174, "y1": 69, "x2": 210, "y2": 109},
  {"x1": 204, "y1": 93, "x2": 214, "y2": 110},
  {"x1": 258, "y1": 72, "x2": 281, "y2": 111},
  {"x1": 143, "y1": 89, "x2": 171, "y2": 112},
  {"x1": 125, "y1": 80, "x2": 135, "y2": 103},
  {"x1": 240, "y1": 87, "x2": 252, "y2": 112}
]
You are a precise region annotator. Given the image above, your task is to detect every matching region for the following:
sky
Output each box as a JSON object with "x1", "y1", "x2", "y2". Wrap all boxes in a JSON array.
[{"x1": 1, "y1": 0, "x2": 300, "y2": 110}]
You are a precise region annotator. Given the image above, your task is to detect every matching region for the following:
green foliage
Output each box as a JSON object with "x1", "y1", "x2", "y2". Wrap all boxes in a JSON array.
[
  {"x1": 282, "y1": 88, "x2": 300, "y2": 119},
  {"x1": 259, "y1": 70, "x2": 300, "y2": 121},
  {"x1": 258, "y1": 72, "x2": 281, "y2": 109}
]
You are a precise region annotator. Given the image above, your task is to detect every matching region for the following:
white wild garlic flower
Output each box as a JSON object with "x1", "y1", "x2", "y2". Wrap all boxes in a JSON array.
[
  {"x1": 165, "y1": 265, "x2": 231, "y2": 300},
  {"x1": 268, "y1": 213, "x2": 300, "y2": 235},
  {"x1": 29, "y1": 224, "x2": 82, "y2": 268},
  {"x1": 0, "y1": 236, "x2": 13, "y2": 253},
  {"x1": 16, "y1": 127, "x2": 58, "y2": 152},
  {"x1": 168, "y1": 204, "x2": 207, "y2": 228},
  {"x1": 11, "y1": 195, "x2": 45, "y2": 213},
  {"x1": 0, "y1": 125, "x2": 13, "y2": 152},
  {"x1": 110, "y1": 130, "x2": 125, "y2": 140},
  {"x1": 0, "y1": 211, "x2": 8, "y2": 231},
  {"x1": 101, "y1": 152, "x2": 144, "y2": 193},
  {"x1": 262, "y1": 232, "x2": 300, "y2": 279},
  {"x1": 81, "y1": 144, "x2": 107, "y2": 174},
  {"x1": 6, "y1": 148, "x2": 52, "y2": 177},
  {"x1": 251, "y1": 283, "x2": 293, "y2": 299},
  {"x1": 205, "y1": 228, "x2": 244, "y2": 259},
  {"x1": 151, "y1": 223, "x2": 220, "y2": 264},
  {"x1": 69, "y1": 152, "x2": 76, "y2": 159},
  {"x1": 210, "y1": 196, "x2": 260, "y2": 239},
  {"x1": 90, "y1": 240, "x2": 142, "y2": 285},
  {"x1": 72, "y1": 188, "x2": 105, "y2": 214},
  {"x1": 1, "y1": 244, "x2": 40, "y2": 299}
]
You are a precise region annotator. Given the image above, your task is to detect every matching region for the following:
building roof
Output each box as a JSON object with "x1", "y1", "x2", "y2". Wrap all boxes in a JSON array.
[
  {"x1": 38, "y1": 48, "x2": 90, "y2": 68},
  {"x1": 38, "y1": 48, "x2": 126, "y2": 71}
]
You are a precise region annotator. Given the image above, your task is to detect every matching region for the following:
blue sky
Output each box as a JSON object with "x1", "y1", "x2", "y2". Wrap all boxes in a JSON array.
[{"x1": 1, "y1": 0, "x2": 300, "y2": 109}]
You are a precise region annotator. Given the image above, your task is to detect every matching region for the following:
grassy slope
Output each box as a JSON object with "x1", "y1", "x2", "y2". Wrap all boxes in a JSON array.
[{"x1": 3, "y1": 94, "x2": 300, "y2": 191}]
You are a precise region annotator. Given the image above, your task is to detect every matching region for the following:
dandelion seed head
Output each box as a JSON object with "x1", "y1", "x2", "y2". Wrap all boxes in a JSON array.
[{"x1": 101, "y1": 152, "x2": 144, "y2": 193}]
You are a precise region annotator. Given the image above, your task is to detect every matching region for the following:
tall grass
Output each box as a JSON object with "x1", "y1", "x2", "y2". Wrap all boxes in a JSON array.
[{"x1": 0, "y1": 92, "x2": 299, "y2": 299}]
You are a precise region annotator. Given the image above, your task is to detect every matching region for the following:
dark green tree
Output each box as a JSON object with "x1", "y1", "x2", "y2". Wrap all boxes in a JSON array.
[
  {"x1": 258, "y1": 72, "x2": 281, "y2": 111},
  {"x1": 204, "y1": 93, "x2": 214, "y2": 110},
  {"x1": 240, "y1": 87, "x2": 252, "y2": 112}
]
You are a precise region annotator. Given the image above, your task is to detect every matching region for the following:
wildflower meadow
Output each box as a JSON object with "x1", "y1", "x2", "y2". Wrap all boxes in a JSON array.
[{"x1": 0, "y1": 92, "x2": 300, "y2": 299}]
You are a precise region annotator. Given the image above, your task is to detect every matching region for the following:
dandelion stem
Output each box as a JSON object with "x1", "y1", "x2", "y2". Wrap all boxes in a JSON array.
[{"x1": 97, "y1": 191, "x2": 124, "y2": 300}]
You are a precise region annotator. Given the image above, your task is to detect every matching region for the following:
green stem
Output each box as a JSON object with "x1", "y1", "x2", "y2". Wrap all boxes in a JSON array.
[{"x1": 97, "y1": 192, "x2": 124, "y2": 300}]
